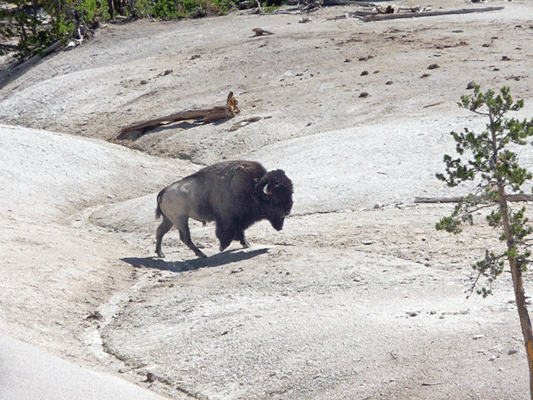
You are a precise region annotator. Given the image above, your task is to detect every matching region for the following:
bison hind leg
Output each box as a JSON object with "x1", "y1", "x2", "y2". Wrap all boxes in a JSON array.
[
  {"x1": 155, "y1": 215, "x2": 173, "y2": 258},
  {"x1": 176, "y1": 218, "x2": 207, "y2": 258}
]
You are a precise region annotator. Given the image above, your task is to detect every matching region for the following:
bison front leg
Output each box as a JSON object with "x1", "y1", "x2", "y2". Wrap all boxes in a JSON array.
[
  {"x1": 215, "y1": 220, "x2": 237, "y2": 252},
  {"x1": 216, "y1": 222, "x2": 249, "y2": 252},
  {"x1": 155, "y1": 215, "x2": 173, "y2": 258},
  {"x1": 236, "y1": 230, "x2": 250, "y2": 249}
]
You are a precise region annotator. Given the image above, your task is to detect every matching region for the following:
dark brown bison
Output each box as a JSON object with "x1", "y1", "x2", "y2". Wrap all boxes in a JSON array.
[{"x1": 155, "y1": 160, "x2": 294, "y2": 258}]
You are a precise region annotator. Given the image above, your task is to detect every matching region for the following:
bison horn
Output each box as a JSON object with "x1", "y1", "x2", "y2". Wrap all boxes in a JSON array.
[{"x1": 263, "y1": 183, "x2": 273, "y2": 195}]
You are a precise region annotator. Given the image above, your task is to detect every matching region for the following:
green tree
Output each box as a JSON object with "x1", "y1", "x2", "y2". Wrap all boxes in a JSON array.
[
  {"x1": 1, "y1": 0, "x2": 46, "y2": 56},
  {"x1": 1, "y1": 0, "x2": 238, "y2": 59},
  {"x1": 436, "y1": 85, "x2": 533, "y2": 398},
  {"x1": 1, "y1": 0, "x2": 109, "y2": 59}
]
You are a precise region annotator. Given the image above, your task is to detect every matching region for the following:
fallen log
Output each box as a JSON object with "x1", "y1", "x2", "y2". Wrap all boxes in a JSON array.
[
  {"x1": 252, "y1": 28, "x2": 274, "y2": 36},
  {"x1": 117, "y1": 92, "x2": 240, "y2": 139},
  {"x1": 322, "y1": 0, "x2": 379, "y2": 6},
  {"x1": 363, "y1": 6, "x2": 504, "y2": 22},
  {"x1": 229, "y1": 115, "x2": 271, "y2": 131},
  {"x1": 415, "y1": 194, "x2": 533, "y2": 204}
]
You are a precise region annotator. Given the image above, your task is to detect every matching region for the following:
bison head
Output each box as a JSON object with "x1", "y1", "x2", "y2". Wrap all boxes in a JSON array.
[{"x1": 254, "y1": 169, "x2": 294, "y2": 230}]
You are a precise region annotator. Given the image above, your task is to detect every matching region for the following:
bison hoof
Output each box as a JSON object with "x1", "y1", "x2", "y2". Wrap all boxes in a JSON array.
[{"x1": 155, "y1": 251, "x2": 165, "y2": 258}]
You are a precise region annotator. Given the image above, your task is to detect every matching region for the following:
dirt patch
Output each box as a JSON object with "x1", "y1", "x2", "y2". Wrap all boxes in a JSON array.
[{"x1": 2, "y1": 1, "x2": 533, "y2": 164}]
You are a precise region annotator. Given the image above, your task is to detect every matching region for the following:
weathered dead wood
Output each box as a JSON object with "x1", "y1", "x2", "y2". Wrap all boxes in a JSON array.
[
  {"x1": 423, "y1": 101, "x2": 444, "y2": 109},
  {"x1": 117, "y1": 92, "x2": 240, "y2": 139},
  {"x1": 415, "y1": 194, "x2": 533, "y2": 204},
  {"x1": 363, "y1": 6, "x2": 504, "y2": 22},
  {"x1": 252, "y1": 28, "x2": 274, "y2": 36},
  {"x1": 229, "y1": 115, "x2": 272, "y2": 131},
  {"x1": 322, "y1": 0, "x2": 377, "y2": 6}
]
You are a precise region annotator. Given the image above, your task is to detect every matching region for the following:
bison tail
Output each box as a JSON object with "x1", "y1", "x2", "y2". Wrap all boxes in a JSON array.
[
  {"x1": 155, "y1": 203, "x2": 163, "y2": 219},
  {"x1": 155, "y1": 188, "x2": 165, "y2": 219}
]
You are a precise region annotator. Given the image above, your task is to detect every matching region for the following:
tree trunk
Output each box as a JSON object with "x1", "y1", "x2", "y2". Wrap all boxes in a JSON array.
[
  {"x1": 499, "y1": 185, "x2": 533, "y2": 399},
  {"x1": 32, "y1": 0, "x2": 38, "y2": 35},
  {"x1": 108, "y1": 0, "x2": 115, "y2": 20},
  {"x1": 509, "y1": 257, "x2": 533, "y2": 400}
]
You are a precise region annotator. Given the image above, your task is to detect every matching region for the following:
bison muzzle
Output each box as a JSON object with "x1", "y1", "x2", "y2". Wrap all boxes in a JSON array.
[{"x1": 155, "y1": 160, "x2": 294, "y2": 258}]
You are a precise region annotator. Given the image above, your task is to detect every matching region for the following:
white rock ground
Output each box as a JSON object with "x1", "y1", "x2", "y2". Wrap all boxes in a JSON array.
[{"x1": 2, "y1": 1, "x2": 533, "y2": 399}]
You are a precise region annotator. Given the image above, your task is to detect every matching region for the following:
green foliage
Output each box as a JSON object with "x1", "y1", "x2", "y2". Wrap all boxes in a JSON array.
[
  {"x1": 436, "y1": 85, "x2": 533, "y2": 296},
  {"x1": 77, "y1": 0, "x2": 111, "y2": 21},
  {"x1": 471, "y1": 250, "x2": 504, "y2": 297},
  {"x1": 1, "y1": 0, "x2": 110, "y2": 59},
  {"x1": 150, "y1": 0, "x2": 235, "y2": 19},
  {"x1": 1, "y1": 0, "x2": 237, "y2": 59},
  {"x1": 260, "y1": 1, "x2": 279, "y2": 12},
  {"x1": 150, "y1": 0, "x2": 188, "y2": 19}
]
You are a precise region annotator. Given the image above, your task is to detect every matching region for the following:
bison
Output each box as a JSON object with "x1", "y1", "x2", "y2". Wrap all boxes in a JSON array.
[{"x1": 155, "y1": 160, "x2": 294, "y2": 258}]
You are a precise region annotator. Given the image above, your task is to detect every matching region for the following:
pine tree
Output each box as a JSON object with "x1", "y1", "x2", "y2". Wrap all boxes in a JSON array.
[{"x1": 437, "y1": 85, "x2": 533, "y2": 398}]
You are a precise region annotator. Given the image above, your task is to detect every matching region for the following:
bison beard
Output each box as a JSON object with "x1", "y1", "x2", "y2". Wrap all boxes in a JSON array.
[{"x1": 155, "y1": 160, "x2": 293, "y2": 258}]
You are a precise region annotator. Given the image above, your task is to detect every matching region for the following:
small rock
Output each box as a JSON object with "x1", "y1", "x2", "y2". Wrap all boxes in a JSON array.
[
  {"x1": 428, "y1": 63, "x2": 440, "y2": 70},
  {"x1": 473, "y1": 334, "x2": 485, "y2": 340},
  {"x1": 359, "y1": 92, "x2": 369, "y2": 98},
  {"x1": 86, "y1": 311, "x2": 103, "y2": 321},
  {"x1": 508, "y1": 349, "x2": 518, "y2": 355},
  {"x1": 361, "y1": 240, "x2": 373, "y2": 245},
  {"x1": 361, "y1": 70, "x2": 369, "y2": 76},
  {"x1": 466, "y1": 81, "x2": 476, "y2": 89},
  {"x1": 407, "y1": 311, "x2": 418, "y2": 317}
]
